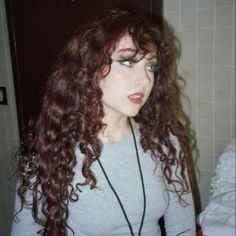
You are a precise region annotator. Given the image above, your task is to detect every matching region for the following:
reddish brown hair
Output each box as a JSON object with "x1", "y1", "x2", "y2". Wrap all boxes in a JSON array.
[{"x1": 16, "y1": 7, "x2": 192, "y2": 235}]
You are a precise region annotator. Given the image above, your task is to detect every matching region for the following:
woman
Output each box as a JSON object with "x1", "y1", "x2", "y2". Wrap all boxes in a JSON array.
[{"x1": 11, "y1": 7, "x2": 195, "y2": 236}]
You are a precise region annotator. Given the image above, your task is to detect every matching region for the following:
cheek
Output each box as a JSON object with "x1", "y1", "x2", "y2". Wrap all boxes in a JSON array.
[
  {"x1": 99, "y1": 76, "x2": 116, "y2": 96},
  {"x1": 143, "y1": 81, "x2": 154, "y2": 102},
  {"x1": 148, "y1": 79, "x2": 155, "y2": 92},
  {"x1": 99, "y1": 73, "x2": 113, "y2": 92}
]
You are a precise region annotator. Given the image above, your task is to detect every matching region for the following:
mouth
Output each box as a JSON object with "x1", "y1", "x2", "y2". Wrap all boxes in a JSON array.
[{"x1": 127, "y1": 92, "x2": 145, "y2": 104}]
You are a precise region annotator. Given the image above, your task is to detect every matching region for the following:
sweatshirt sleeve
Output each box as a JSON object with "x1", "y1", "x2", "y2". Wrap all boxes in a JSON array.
[
  {"x1": 164, "y1": 188, "x2": 196, "y2": 236},
  {"x1": 163, "y1": 134, "x2": 196, "y2": 236}
]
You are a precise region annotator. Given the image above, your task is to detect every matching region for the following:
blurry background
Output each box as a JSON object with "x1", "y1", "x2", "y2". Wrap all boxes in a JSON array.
[
  {"x1": 0, "y1": 0, "x2": 235, "y2": 235},
  {"x1": 163, "y1": 0, "x2": 235, "y2": 209}
]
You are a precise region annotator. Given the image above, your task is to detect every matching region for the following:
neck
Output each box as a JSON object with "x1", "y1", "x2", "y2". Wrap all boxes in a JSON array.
[
  {"x1": 97, "y1": 117, "x2": 146, "y2": 236},
  {"x1": 99, "y1": 116, "x2": 131, "y2": 143}
]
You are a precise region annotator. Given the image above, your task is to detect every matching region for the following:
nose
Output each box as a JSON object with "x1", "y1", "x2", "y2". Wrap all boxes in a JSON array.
[{"x1": 134, "y1": 66, "x2": 151, "y2": 86}]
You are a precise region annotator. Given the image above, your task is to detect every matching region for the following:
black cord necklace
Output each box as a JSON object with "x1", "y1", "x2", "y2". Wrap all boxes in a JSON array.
[{"x1": 97, "y1": 119, "x2": 146, "y2": 236}]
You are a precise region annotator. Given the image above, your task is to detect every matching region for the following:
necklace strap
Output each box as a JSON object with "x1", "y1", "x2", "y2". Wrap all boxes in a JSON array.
[
  {"x1": 97, "y1": 158, "x2": 135, "y2": 235},
  {"x1": 97, "y1": 118, "x2": 146, "y2": 236},
  {"x1": 128, "y1": 118, "x2": 146, "y2": 235}
]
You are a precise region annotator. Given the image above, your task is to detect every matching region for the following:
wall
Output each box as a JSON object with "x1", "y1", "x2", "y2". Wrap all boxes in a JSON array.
[
  {"x1": 164, "y1": 0, "x2": 235, "y2": 208},
  {"x1": 0, "y1": 0, "x2": 19, "y2": 235}
]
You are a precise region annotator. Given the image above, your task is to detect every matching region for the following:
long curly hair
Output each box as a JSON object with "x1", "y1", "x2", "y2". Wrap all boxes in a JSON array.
[{"x1": 16, "y1": 7, "x2": 193, "y2": 236}]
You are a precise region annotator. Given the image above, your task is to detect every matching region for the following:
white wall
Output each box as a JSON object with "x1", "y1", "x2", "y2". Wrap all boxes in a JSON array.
[
  {"x1": 164, "y1": 0, "x2": 235, "y2": 208},
  {"x1": 0, "y1": 0, "x2": 19, "y2": 235}
]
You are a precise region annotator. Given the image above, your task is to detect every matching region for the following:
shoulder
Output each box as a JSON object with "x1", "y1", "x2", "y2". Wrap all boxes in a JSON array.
[{"x1": 161, "y1": 132, "x2": 181, "y2": 155}]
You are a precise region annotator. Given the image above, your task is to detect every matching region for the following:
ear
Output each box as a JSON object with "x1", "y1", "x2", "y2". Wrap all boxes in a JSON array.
[
  {"x1": 99, "y1": 78, "x2": 107, "y2": 90},
  {"x1": 102, "y1": 64, "x2": 110, "y2": 77}
]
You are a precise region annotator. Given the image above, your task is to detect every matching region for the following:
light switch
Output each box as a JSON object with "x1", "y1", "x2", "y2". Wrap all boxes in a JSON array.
[{"x1": 0, "y1": 87, "x2": 8, "y2": 105}]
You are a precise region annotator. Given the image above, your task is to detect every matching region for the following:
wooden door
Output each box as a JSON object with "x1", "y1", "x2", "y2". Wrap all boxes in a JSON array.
[
  {"x1": 5, "y1": 1, "x2": 164, "y2": 233},
  {"x1": 5, "y1": 0, "x2": 163, "y2": 136}
]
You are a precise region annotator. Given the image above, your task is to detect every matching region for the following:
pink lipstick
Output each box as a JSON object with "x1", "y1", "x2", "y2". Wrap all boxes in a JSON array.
[{"x1": 127, "y1": 92, "x2": 144, "y2": 104}]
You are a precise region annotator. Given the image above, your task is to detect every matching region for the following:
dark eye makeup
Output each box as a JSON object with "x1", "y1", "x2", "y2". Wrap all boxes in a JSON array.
[
  {"x1": 116, "y1": 58, "x2": 135, "y2": 67},
  {"x1": 146, "y1": 63, "x2": 159, "y2": 73},
  {"x1": 112, "y1": 54, "x2": 159, "y2": 74}
]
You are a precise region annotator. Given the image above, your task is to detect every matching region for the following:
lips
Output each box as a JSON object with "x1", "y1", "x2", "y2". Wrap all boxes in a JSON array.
[{"x1": 127, "y1": 92, "x2": 145, "y2": 104}]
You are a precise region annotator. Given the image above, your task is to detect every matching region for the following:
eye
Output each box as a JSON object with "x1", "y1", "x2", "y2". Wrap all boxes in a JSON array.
[
  {"x1": 117, "y1": 58, "x2": 135, "y2": 67},
  {"x1": 146, "y1": 63, "x2": 159, "y2": 73}
]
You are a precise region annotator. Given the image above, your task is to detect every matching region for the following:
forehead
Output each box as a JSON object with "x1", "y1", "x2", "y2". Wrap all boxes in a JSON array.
[
  {"x1": 113, "y1": 34, "x2": 157, "y2": 57},
  {"x1": 115, "y1": 35, "x2": 134, "y2": 50}
]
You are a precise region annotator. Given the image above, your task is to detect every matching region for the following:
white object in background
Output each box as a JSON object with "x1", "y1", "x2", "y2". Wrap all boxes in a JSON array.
[{"x1": 198, "y1": 138, "x2": 235, "y2": 236}]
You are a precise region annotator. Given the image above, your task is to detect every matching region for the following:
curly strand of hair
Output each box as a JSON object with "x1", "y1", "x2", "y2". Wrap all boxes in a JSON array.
[{"x1": 136, "y1": 28, "x2": 192, "y2": 204}]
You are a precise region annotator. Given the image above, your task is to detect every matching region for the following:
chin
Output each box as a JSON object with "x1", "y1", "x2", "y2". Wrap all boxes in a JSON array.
[{"x1": 124, "y1": 108, "x2": 141, "y2": 117}]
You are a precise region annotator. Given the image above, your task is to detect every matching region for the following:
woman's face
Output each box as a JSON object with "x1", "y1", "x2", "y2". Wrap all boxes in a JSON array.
[{"x1": 99, "y1": 35, "x2": 158, "y2": 119}]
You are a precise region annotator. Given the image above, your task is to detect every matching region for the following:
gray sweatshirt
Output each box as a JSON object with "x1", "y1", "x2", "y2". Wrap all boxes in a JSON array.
[{"x1": 11, "y1": 128, "x2": 195, "y2": 236}]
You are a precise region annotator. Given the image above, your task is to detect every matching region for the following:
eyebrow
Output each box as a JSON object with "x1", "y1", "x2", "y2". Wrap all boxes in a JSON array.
[
  {"x1": 115, "y1": 48, "x2": 136, "y2": 54},
  {"x1": 114, "y1": 47, "x2": 158, "y2": 61}
]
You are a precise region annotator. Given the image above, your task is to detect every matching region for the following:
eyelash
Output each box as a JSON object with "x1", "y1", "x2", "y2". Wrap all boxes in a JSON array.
[
  {"x1": 118, "y1": 58, "x2": 159, "y2": 73},
  {"x1": 146, "y1": 64, "x2": 159, "y2": 73},
  {"x1": 118, "y1": 58, "x2": 135, "y2": 67}
]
